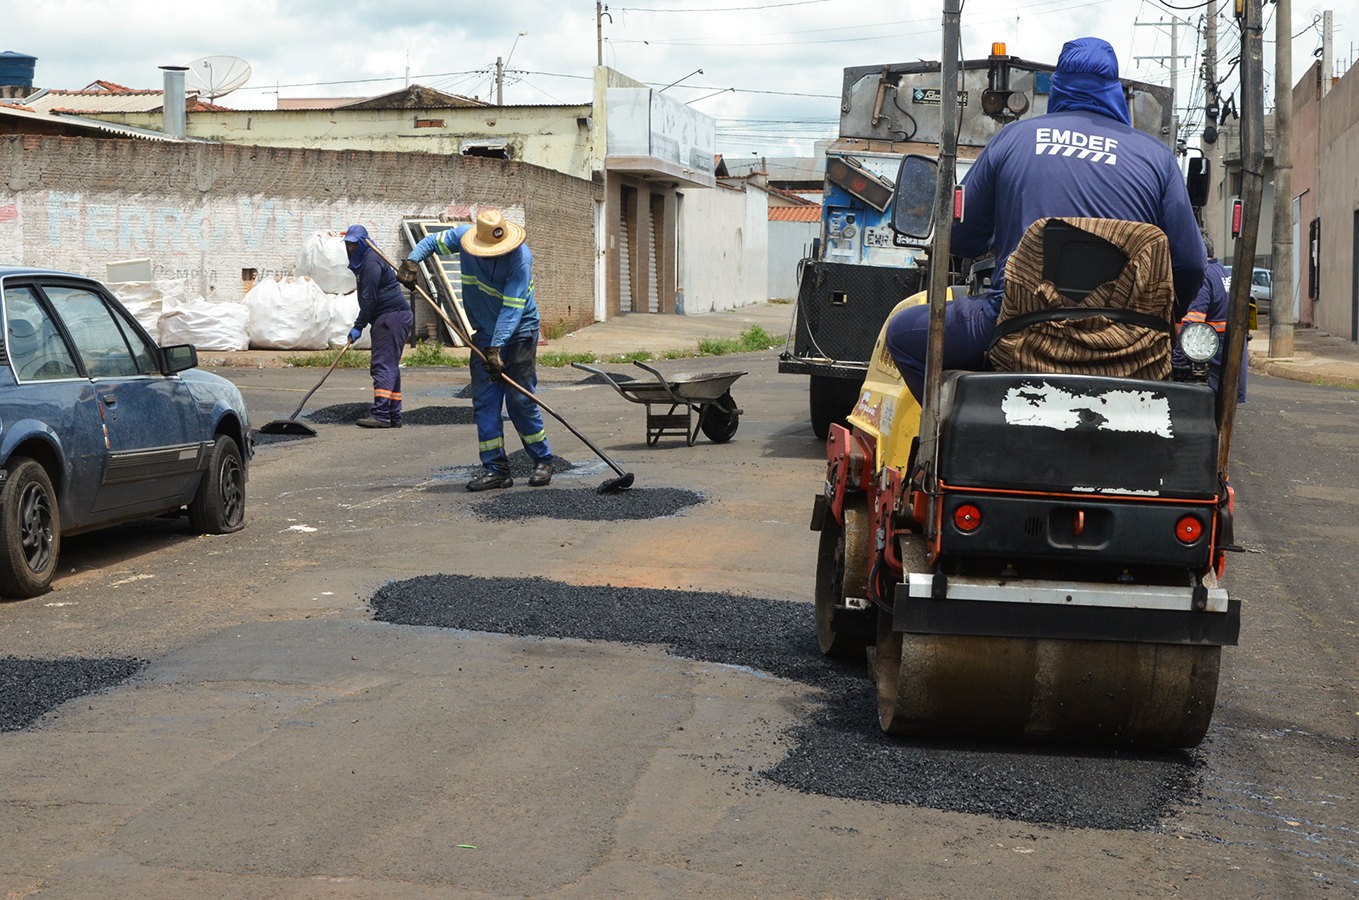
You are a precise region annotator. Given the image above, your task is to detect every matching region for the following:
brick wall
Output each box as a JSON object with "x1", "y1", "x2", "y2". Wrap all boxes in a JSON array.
[{"x1": 0, "y1": 135, "x2": 601, "y2": 337}]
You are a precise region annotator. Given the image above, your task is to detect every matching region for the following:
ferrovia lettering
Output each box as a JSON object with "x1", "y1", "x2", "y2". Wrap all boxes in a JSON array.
[{"x1": 1033, "y1": 128, "x2": 1118, "y2": 165}]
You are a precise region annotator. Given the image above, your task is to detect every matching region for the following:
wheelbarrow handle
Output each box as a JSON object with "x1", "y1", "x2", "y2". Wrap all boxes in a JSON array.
[
  {"x1": 632, "y1": 360, "x2": 680, "y2": 401},
  {"x1": 570, "y1": 362, "x2": 640, "y2": 404}
]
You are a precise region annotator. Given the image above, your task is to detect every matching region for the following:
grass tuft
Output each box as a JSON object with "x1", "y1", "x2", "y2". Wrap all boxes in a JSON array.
[
  {"x1": 404, "y1": 340, "x2": 469, "y2": 368},
  {"x1": 697, "y1": 325, "x2": 782, "y2": 357}
]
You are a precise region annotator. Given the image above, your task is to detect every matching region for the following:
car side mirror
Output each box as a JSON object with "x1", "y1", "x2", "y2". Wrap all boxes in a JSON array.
[
  {"x1": 890, "y1": 154, "x2": 939, "y2": 240},
  {"x1": 161, "y1": 344, "x2": 198, "y2": 374}
]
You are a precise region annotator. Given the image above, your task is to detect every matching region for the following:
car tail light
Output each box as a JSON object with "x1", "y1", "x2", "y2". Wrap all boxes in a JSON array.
[
  {"x1": 954, "y1": 504, "x2": 982, "y2": 532},
  {"x1": 1175, "y1": 516, "x2": 1203, "y2": 543}
]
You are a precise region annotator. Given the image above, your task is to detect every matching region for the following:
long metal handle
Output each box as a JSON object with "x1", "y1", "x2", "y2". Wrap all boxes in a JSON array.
[
  {"x1": 287, "y1": 340, "x2": 353, "y2": 420},
  {"x1": 365, "y1": 239, "x2": 630, "y2": 479}
]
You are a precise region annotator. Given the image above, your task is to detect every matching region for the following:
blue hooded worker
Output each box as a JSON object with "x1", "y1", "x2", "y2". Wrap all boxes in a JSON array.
[
  {"x1": 397, "y1": 210, "x2": 553, "y2": 491},
  {"x1": 344, "y1": 225, "x2": 414, "y2": 428},
  {"x1": 885, "y1": 36, "x2": 1206, "y2": 400}
]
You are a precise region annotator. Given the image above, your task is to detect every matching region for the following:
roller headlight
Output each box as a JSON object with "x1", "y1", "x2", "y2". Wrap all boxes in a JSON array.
[{"x1": 1179, "y1": 321, "x2": 1221, "y2": 363}]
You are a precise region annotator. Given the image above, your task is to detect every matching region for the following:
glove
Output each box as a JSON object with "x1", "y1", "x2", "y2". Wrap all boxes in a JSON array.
[
  {"x1": 348, "y1": 328, "x2": 363, "y2": 344},
  {"x1": 396, "y1": 258, "x2": 420, "y2": 289},
  {"x1": 482, "y1": 346, "x2": 505, "y2": 382}
]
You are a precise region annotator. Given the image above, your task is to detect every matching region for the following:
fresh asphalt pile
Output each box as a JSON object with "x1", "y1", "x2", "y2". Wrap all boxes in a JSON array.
[
  {"x1": 370, "y1": 574, "x2": 1198, "y2": 830},
  {"x1": 304, "y1": 402, "x2": 478, "y2": 426},
  {"x1": 574, "y1": 371, "x2": 636, "y2": 387},
  {"x1": 250, "y1": 428, "x2": 311, "y2": 447},
  {"x1": 0, "y1": 657, "x2": 143, "y2": 731},
  {"x1": 471, "y1": 487, "x2": 702, "y2": 521}
]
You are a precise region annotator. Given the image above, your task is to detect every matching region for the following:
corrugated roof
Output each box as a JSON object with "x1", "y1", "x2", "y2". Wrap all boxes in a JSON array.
[
  {"x1": 23, "y1": 87, "x2": 224, "y2": 115},
  {"x1": 769, "y1": 206, "x2": 822, "y2": 222},
  {"x1": 0, "y1": 104, "x2": 189, "y2": 142}
]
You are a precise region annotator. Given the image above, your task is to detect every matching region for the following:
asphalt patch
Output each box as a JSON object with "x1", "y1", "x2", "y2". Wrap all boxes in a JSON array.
[
  {"x1": 0, "y1": 657, "x2": 143, "y2": 732},
  {"x1": 250, "y1": 428, "x2": 312, "y2": 446},
  {"x1": 370, "y1": 574, "x2": 1198, "y2": 830},
  {"x1": 305, "y1": 402, "x2": 481, "y2": 426},
  {"x1": 471, "y1": 487, "x2": 702, "y2": 521}
]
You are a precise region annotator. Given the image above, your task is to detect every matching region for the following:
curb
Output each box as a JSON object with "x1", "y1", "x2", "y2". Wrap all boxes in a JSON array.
[{"x1": 1248, "y1": 354, "x2": 1359, "y2": 390}]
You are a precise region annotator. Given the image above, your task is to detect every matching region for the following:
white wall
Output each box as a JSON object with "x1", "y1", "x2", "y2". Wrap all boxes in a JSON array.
[
  {"x1": 768, "y1": 219, "x2": 819, "y2": 300},
  {"x1": 676, "y1": 184, "x2": 767, "y2": 315}
]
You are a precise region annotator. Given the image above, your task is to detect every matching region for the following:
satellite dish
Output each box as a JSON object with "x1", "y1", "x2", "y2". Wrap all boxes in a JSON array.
[{"x1": 185, "y1": 55, "x2": 252, "y2": 101}]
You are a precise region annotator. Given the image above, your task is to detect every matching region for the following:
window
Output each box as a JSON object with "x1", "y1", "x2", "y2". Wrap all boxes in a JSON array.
[
  {"x1": 5, "y1": 287, "x2": 78, "y2": 381},
  {"x1": 1253, "y1": 271, "x2": 1271, "y2": 287},
  {"x1": 42, "y1": 286, "x2": 139, "y2": 378},
  {"x1": 1230, "y1": 171, "x2": 1243, "y2": 196},
  {"x1": 108, "y1": 305, "x2": 159, "y2": 375}
]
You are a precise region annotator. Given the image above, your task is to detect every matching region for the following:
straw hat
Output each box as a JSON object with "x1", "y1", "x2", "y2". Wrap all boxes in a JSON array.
[{"x1": 460, "y1": 210, "x2": 525, "y2": 257}]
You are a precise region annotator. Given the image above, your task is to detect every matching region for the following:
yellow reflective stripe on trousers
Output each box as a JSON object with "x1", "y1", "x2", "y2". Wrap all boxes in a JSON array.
[
  {"x1": 520, "y1": 429, "x2": 547, "y2": 444},
  {"x1": 478, "y1": 437, "x2": 504, "y2": 451}
]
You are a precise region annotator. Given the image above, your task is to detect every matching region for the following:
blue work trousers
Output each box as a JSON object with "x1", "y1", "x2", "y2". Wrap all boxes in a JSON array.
[
  {"x1": 369, "y1": 308, "x2": 413, "y2": 423},
  {"x1": 884, "y1": 297, "x2": 999, "y2": 402},
  {"x1": 471, "y1": 335, "x2": 552, "y2": 473}
]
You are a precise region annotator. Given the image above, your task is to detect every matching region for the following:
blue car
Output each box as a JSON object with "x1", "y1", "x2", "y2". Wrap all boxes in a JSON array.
[{"x1": 0, "y1": 267, "x2": 252, "y2": 598}]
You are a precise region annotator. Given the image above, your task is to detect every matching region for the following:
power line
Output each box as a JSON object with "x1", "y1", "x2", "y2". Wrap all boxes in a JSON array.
[{"x1": 616, "y1": 0, "x2": 831, "y2": 10}]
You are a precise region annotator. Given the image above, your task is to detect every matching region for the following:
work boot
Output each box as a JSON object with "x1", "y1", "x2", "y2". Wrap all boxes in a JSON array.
[
  {"x1": 528, "y1": 459, "x2": 553, "y2": 487},
  {"x1": 356, "y1": 417, "x2": 400, "y2": 429},
  {"x1": 466, "y1": 470, "x2": 513, "y2": 491}
]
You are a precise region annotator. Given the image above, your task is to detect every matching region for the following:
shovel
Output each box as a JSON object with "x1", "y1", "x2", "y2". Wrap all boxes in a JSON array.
[
  {"x1": 365, "y1": 239, "x2": 635, "y2": 493},
  {"x1": 258, "y1": 340, "x2": 356, "y2": 436}
]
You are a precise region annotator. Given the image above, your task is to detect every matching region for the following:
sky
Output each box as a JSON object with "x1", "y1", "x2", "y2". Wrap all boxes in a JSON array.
[{"x1": 7, "y1": 0, "x2": 1357, "y2": 158}]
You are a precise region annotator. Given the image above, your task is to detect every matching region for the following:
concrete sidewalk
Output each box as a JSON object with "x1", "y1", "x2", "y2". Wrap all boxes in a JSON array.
[
  {"x1": 1248, "y1": 325, "x2": 1359, "y2": 389},
  {"x1": 197, "y1": 302, "x2": 796, "y2": 370}
]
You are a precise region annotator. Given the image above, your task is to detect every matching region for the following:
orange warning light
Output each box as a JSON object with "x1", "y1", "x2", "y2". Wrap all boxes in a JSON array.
[{"x1": 991, "y1": 42, "x2": 1007, "y2": 57}]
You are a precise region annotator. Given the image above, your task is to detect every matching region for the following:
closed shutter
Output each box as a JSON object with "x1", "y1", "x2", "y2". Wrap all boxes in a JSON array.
[
  {"x1": 645, "y1": 198, "x2": 659, "y2": 313},
  {"x1": 619, "y1": 202, "x2": 632, "y2": 312}
]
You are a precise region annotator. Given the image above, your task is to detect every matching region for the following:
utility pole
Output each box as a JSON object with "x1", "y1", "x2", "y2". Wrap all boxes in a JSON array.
[
  {"x1": 1322, "y1": 10, "x2": 1333, "y2": 96},
  {"x1": 597, "y1": 2, "x2": 605, "y2": 67},
  {"x1": 496, "y1": 56, "x2": 503, "y2": 106},
  {"x1": 1270, "y1": 0, "x2": 1294, "y2": 355},
  {"x1": 1134, "y1": 18, "x2": 1192, "y2": 148},
  {"x1": 1203, "y1": 0, "x2": 1222, "y2": 253}
]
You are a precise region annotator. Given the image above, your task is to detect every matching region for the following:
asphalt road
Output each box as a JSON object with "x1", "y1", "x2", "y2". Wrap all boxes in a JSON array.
[{"x1": 0, "y1": 354, "x2": 1354, "y2": 899}]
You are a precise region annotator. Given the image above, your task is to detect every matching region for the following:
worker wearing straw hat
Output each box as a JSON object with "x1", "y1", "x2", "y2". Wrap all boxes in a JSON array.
[{"x1": 399, "y1": 210, "x2": 553, "y2": 491}]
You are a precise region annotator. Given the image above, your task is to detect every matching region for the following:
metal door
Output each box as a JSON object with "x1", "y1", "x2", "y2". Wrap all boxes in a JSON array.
[{"x1": 619, "y1": 198, "x2": 633, "y2": 312}]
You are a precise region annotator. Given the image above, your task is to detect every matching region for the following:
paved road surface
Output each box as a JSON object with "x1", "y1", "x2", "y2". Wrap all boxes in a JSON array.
[{"x1": 0, "y1": 354, "x2": 1353, "y2": 898}]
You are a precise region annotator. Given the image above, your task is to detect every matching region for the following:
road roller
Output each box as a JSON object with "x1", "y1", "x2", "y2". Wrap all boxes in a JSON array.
[{"x1": 810, "y1": 0, "x2": 1264, "y2": 749}]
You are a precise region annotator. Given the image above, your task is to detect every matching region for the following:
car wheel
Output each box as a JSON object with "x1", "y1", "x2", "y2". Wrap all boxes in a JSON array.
[
  {"x1": 188, "y1": 435, "x2": 246, "y2": 534},
  {"x1": 0, "y1": 457, "x2": 60, "y2": 599}
]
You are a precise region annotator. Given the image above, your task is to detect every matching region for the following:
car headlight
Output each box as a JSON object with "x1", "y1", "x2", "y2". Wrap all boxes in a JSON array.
[{"x1": 1179, "y1": 321, "x2": 1221, "y2": 364}]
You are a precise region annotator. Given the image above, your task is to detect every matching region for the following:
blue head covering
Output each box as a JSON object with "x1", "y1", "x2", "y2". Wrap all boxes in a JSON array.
[
  {"x1": 343, "y1": 224, "x2": 370, "y2": 271},
  {"x1": 1048, "y1": 37, "x2": 1130, "y2": 126}
]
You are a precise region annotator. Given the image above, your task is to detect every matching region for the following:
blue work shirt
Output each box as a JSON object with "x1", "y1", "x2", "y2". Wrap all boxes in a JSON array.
[
  {"x1": 953, "y1": 109, "x2": 1205, "y2": 319},
  {"x1": 408, "y1": 227, "x2": 539, "y2": 347},
  {"x1": 1172, "y1": 257, "x2": 1247, "y2": 402}
]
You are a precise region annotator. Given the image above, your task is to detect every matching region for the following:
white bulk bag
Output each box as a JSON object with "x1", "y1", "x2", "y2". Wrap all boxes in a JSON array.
[
  {"x1": 296, "y1": 231, "x2": 357, "y2": 295},
  {"x1": 325, "y1": 291, "x2": 372, "y2": 349},
  {"x1": 245, "y1": 277, "x2": 333, "y2": 350},
  {"x1": 110, "y1": 279, "x2": 191, "y2": 344},
  {"x1": 158, "y1": 297, "x2": 250, "y2": 351}
]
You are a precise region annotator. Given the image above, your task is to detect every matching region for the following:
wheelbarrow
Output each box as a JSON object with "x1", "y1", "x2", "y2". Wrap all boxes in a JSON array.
[{"x1": 572, "y1": 361, "x2": 746, "y2": 447}]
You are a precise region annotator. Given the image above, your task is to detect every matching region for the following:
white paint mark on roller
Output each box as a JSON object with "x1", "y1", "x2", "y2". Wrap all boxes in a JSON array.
[{"x1": 1001, "y1": 383, "x2": 1173, "y2": 438}]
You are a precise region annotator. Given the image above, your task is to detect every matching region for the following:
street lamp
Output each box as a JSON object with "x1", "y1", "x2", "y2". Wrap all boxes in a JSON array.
[{"x1": 497, "y1": 30, "x2": 527, "y2": 105}]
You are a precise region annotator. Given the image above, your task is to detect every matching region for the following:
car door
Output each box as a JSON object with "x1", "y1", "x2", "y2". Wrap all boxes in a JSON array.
[
  {"x1": 38, "y1": 282, "x2": 206, "y2": 514},
  {"x1": 0, "y1": 282, "x2": 108, "y2": 530}
]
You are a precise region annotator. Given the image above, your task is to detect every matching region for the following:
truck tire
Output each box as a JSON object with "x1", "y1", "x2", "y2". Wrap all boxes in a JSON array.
[
  {"x1": 0, "y1": 458, "x2": 60, "y2": 599},
  {"x1": 809, "y1": 375, "x2": 862, "y2": 440}
]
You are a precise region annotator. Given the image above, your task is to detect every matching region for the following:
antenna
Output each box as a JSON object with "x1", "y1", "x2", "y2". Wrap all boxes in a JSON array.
[{"x1": 185, "y1": 55, "x2": 252, "y2": 102}]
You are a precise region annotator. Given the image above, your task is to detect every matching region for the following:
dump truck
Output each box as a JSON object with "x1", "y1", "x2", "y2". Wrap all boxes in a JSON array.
[
  {"x1": 781, "y1": 48, "x2": 1174, "y2": 438},
  {"x1": 809, "y1": 3, "x2": 1264, "y2": 747}
]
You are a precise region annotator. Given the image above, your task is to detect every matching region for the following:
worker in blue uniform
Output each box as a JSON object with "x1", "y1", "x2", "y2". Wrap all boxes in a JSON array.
[
  {"x1": 885, "y1": 36, "x2": 1206, "y2": 401},
  {"x1": 1173, "y1": 230, "x2": 1247, "y2": 402},
  {"x1": 398, "y1": 210, "x2": 553, "y2": 490},
  {"x1": 343, "y1": 225, "x2": 413, "y2": 428}
]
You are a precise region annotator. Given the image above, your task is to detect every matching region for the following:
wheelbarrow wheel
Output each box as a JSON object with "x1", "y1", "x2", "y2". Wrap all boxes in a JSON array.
[{"x1": 700, "y1": 392, "x2": 740, "y2": 443}]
